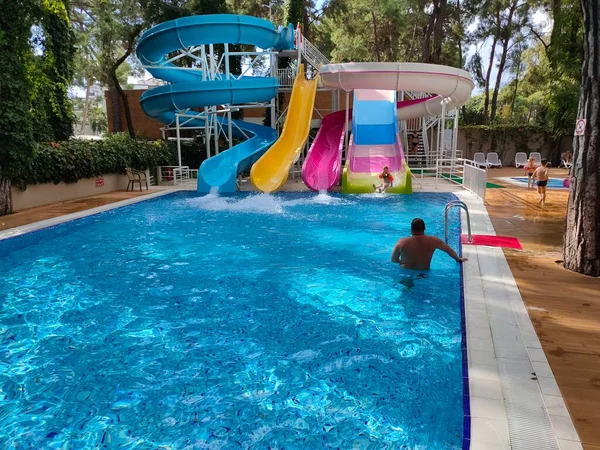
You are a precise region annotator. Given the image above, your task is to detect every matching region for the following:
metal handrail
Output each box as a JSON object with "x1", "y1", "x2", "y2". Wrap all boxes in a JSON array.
[
  {"x1": 299, "y1": 34, "x2": 330, "y2": 69},
  {"x1": 445, "y1": 200, "x2": 472, "y2": 244}
]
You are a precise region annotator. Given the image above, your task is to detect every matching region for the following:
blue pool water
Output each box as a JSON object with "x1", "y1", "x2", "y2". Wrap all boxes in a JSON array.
[
  {"x1": 512, "y1": 177, "x2": 567, "y2": 188},
  {"x1": 0, "y1": 192, "x2": 465, "y2": 449}
]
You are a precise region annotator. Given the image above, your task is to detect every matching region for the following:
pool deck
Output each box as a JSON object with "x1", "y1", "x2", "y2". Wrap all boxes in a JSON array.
[
  {"x1": 487, "y1": 169, "x2": 600, "y2": 450},
  {"x1": 0, "y1": 171, "x2": 597, "y2": 449}
]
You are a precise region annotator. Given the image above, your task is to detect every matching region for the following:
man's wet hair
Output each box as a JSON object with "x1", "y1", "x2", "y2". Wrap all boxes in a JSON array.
[
  {"x1": 541, "y1": 158, "x2": 548, "y2": 165},
  {"x1": 411, "y1": 218, "x2": 425, "y2": 234}
]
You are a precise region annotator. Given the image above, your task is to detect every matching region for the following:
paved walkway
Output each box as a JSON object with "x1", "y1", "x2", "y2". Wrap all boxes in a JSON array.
[
  {"x1": 0, "y1": 190, "x2": 161, "y2": 231},
  {"x1": 487, "y1": 169, "x2": 600, "y2": 450}
]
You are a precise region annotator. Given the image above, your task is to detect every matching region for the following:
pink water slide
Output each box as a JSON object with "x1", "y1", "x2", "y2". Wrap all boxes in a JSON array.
[{"x1": 301, "y1": 97, "x2": 434, "y2": 191}]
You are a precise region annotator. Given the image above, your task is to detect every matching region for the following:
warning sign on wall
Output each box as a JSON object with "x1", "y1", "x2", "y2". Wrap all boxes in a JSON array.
[
  {"x1": 95, "y1": 178, "x2": 104, "y2": 188},
  {"x1": 575, "y1": 119, "x2": 586, "y2": 136}
]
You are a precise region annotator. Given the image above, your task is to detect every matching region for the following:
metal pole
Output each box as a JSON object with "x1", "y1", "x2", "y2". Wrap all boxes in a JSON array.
[
  {"x1": 452, "y1": 108, "x2": 459, "y2": 159},
  {"x1": 176, "y1": 114, "x2": 182, "y2": 168},
  {"x1": 344, "y1": 91, "x2": 350, "y2": 152},
  {"x1": 201, "y1": 45, "x2": 211, "y2": 160},
  {"x1": 270, "y1": 98, "x2": 276, "y2": 131},
  {"x1": 208, "y1": 44, "x2": 219, "y2": 155},
  {"x1": 205, "y1": 107, "x2": 210, "y2": 160},
  {"x1": 214, "y1": 114, "x2": 219, "y2": 155},
  {"x1": 271, "y1": 51, "x2": 277, "y2": 130},
  {"x1": 296, "y1": 25, "x2": 302, "y2": 74},
  {"x1": 225, "y1": 44, "x2": 233, "y2": 148}
]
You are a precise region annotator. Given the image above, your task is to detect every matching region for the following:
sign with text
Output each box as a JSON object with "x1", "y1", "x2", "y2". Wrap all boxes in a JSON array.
[
  {"x1": 575, "y1": 119, "x2": 586, "y2": 136},
  {"x1": 95, "y1": 178, "x2": 104, "y2": 188}
]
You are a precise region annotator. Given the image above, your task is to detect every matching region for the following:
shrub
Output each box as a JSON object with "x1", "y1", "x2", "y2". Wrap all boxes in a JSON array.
[{"x1": 10, "y1": 133, "x2": 173, "y2": 188}]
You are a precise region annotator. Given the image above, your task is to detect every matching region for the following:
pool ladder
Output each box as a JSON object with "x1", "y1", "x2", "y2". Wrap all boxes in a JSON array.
[{"x1": 445, "y1": 200, "x2": 472, "y2": 244}]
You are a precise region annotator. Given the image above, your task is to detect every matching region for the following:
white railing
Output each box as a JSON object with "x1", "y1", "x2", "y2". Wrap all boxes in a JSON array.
[
  {"x1": 156, "y1": 166, "x2": 197, "y2": 186},
  {"x1": 436, "y1": 158, "x2": 488, "y2": 200},
  {"x1": 276, "y1": 68, "x2": 295, "y2": 87},
  {"x1": 462, "y1": 160, "x2": 488, "y2": 200},
  {"x1": 299, "y1": 34, "x2": 330, "y2": 70}
]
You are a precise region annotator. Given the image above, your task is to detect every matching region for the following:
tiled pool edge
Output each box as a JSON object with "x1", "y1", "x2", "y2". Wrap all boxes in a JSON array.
[
  {"x1": 495, "y1": 177, "x2": 568, "y2": 190},
  {"x1": 0, "y1": 190, "x2": 175, "y2": 241},
  {"x1": 454, "y1": 190, "x2": 582, "y2": 450},
  {"x1": 460, "y1": 231, "x2": 472, "y2": 450}
]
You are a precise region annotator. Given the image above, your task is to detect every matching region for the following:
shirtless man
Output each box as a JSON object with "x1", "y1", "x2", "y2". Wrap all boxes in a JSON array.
[
  {"x1": 532, "y1": 159, "x2": 550, "y2": 206},
  {"x1": 391, "y1": 218, "x2": 467, "y2": 270}
]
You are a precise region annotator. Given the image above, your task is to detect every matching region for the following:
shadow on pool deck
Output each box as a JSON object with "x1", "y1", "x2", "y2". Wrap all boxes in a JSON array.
[
  {"x1": 486, "y1": 169, "x2": 600, "y2": 450},
  {"x1": 0, "y1": 189, "x2": 164, "y2": 231}
]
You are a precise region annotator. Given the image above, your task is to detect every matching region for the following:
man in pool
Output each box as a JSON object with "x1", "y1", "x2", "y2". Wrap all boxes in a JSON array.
[{"x1": 391, "y1": 218, "x2": 467, "y2": 270}]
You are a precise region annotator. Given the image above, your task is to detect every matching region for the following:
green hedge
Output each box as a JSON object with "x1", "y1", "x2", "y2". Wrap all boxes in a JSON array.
[{"x1": 10, "y1": 134, "x2": 173, "y2": 188}]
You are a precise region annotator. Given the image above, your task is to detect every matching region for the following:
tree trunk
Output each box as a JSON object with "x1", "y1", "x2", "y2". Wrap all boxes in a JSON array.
[
  {"x1": 423, "y1": 1, "x2": 437, "y2": 62},
  {"x1": 491, "y1": 1, "x2": 518, "y2": 122},
  {"x1": 80, "y1": 78, "x2": 92, "y2": 134},
  {"x1": 432, "y1": 0, "x2": 447, "y2": 63},
  {"x1": 483, "y1": 34, "x2": 498, "y2": 124},
  {"x1": 108, "y1": 77, "x2": 122, "y2": 133},
  {"x1": 0, "y1": 176, "x2": 11, "y2": 216},
  {"x1": 112, "y1": 71, "x2": 135, "y2": 138},
  {"x1": 457, "y1": 0, "x2": 468, "y2": 122},
  {"x1": 371, "y1": 10, "x2": 380, "y2": 62},
  {"x1": 563, "y1": 0, "x2": 600, "y2": 276},
  {"x1": 490, "y1": 38, "x2": 510, "y2": 122}
]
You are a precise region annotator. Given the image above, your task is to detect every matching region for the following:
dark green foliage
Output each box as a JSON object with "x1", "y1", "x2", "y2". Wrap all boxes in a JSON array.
[
  {"x1": 38, "y1": 0, "x2": 77, "y2": 140},
  {"x1": 0, "y1": 0, "x2": 37, "y2": 178},
  {"x1": 10, "y1": 134, "x2": 173, "y2": 188},
  {"x1": 284, "y1": 0, "x2": 304, "y2": 27},
  {"x1": 167, "y1": 140, "x2": 208, "y2": 170}
]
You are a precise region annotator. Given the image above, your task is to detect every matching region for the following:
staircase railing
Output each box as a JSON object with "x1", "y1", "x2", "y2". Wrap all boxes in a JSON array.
[{"x1": 297, "y1": 33, "x2": 330, "y2": 70}]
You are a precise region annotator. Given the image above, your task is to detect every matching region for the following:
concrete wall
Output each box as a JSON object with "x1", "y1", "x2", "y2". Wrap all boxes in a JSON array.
[
  {"x1": 456, "y1": 130, "x2": 573, "y2": 165},
  {"x1": 11, "y1": 174, "x2": 130, "y2": 212}
]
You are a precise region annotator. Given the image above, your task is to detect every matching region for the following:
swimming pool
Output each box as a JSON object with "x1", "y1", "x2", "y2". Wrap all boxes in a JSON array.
[
  {"x1": 0, "y1": 192, "x2": 466, "y2": 448},
  {"x1": 510, "y1": 177, "x2": 567, "y2": 188}
]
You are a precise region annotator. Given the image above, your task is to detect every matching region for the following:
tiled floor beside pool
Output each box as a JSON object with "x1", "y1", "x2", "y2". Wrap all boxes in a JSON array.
[{"x1": 0, "y1": 183, "x2": 582, "y2": 449}]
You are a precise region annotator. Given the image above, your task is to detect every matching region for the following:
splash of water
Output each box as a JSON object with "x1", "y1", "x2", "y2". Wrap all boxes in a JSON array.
[{"x1": 186, "y1": 191, "x2": 353, "y2": 215}]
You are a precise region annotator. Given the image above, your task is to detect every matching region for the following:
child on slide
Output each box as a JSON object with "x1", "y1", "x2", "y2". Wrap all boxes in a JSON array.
[{"x1": 373, "y1": 166, "x2": 394, "y2": 193}]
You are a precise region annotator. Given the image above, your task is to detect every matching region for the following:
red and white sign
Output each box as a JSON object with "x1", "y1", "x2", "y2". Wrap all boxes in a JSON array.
[
  {"x1": 95, "y1": 178, "x2": 104, "y2": 188},
  {"x1": 575, "y1": 119, "x2": 586, "y2": 136}
]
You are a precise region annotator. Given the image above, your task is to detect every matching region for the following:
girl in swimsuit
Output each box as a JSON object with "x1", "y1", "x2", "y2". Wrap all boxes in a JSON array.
[
  {"x1": 525, "y1": 157, "x2": 536, "y2": 189},
  {"x1": 373, "y1": 166, "x2": 394, "y2": 193}
]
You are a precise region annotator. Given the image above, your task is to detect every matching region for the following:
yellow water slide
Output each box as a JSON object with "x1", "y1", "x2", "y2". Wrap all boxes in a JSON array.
[{"x1": 250, "y1": 65, "x2": 318, "y2": 192}]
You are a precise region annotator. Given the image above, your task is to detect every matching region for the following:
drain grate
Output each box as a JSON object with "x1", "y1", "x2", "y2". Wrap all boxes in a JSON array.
[{"x1": 496, "y1": 358, "x2": 559, "y2": 450}]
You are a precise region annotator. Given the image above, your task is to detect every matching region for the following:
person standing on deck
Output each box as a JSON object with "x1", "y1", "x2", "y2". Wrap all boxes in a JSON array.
[{"x1": 533, "y1": 159, "x2": 550, "y2": 206}]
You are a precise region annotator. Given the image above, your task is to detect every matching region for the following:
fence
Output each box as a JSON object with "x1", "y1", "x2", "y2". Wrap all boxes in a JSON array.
[
  {"x1": 462, "y1": 160, "x2": 488, "y2": 200},
  {"x1": 435, "y1": 158, "x2": 488, "y2": 200}
]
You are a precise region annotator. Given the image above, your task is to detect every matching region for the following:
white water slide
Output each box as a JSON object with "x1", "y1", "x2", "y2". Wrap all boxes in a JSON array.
[{"x1": 303, "y1": 62, "x2": 474, "y2": 193}]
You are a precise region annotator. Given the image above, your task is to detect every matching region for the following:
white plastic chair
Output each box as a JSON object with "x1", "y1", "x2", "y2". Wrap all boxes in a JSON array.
[
  {"x1": 514, "y1": 152, "x2": 528, "y2": 168},
  {"x1": 473, "y1": 152, "x2": 486, "y2": 166},
  {"x1": 560, "y1": 159, "x2": 572, "y2": 169},
  {"x1": 486, "y1": 152, "x2": 502, "y2": 168},
  {"x1": 529, "y1": 152, "x2": 542, "y2": 166}
]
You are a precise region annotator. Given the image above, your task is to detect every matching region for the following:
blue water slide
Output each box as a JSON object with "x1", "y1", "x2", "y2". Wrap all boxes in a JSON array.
[
  {"x1": 135, "y1": 15, "x2": 294, "y2": 193},
  {"x1": 352, "y1": 90, "x2": 398, "y2": 145}
]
